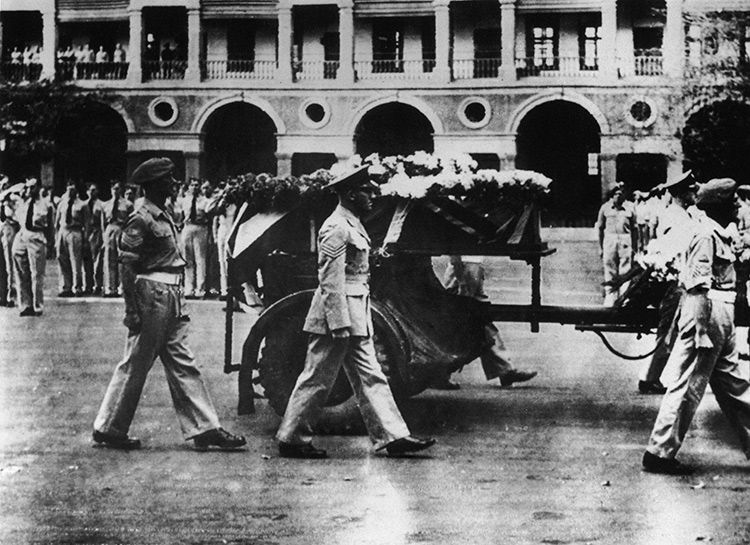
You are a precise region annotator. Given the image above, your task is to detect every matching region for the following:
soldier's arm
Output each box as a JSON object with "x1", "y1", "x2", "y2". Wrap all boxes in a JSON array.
[
  {"x1": 318, "y1": 224, "x2": 351, "y2": 334},
  {"x1": 684, "y1": 233, "x2": 713, "y2": 349},
  {"x1": 118, "y1": 214, "x2": 146, "y2": 332}
]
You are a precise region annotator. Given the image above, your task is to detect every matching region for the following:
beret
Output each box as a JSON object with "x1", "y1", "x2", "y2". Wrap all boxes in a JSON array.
[
  {"x1": 130, "y1": 158, "x2": 175, "y2": 186},
  {"x1": 696, "y1": 177, "x2": 737, "y2": 206},
  {"x1": 663, "y1": 170, "x2": 696, "y2": 194},
  {"x1": 327, "y1": 165, "x2": 378, "y2": 191}
]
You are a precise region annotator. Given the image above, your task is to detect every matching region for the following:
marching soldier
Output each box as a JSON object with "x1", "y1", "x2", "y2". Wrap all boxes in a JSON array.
[
  {"x1": 93, "y1": 158, "x2": 246, "y2": 451},
  {"x1": 55, "y1": 180, "x2": 91, "y2": 297},
  {"x1": 12, "y1": 178, "x2": 53, "y2": 316},
  {"x1": 596, "y1": 184, "x2": 637, "y2": 306},
  {"x1": 276, "y1": 165, "x2": 435, "y2": 459},
  {"x1": 101, "y1": 181, "x2": 133, "y2": 297}
]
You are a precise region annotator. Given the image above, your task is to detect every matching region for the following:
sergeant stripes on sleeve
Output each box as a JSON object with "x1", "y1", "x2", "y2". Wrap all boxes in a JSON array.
[{"x1": 319, "y1": 226, "x2": 347, "y2": 259}]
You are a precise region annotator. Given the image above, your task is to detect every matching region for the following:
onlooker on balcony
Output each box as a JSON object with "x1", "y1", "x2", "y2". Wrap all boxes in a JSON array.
[
  {"x1": 95, "y1": 46, "x2": 110, "y2": 79},
  {"x1": 161, "y1": 42, "x2": 175, "y2": 78},
  {"x1": 112, "y1": 43, "x2": 127, "y2": 79},
  {"x1": 10, "y1": 47, "x2": 22, "y2": 64}
]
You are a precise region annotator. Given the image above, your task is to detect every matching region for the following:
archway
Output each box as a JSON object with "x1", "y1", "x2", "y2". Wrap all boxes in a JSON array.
[
  {"x1": 54, "y1": 103, "x2": 128, "y2": 194},
  {"x1": 354, "y1": 102, "x2": 434, "y2": 157},
  {"x1": 683, "y1": 100, "x2": 750, "y2": 185},
  {"x1": 203, "y1": 102, "x2": 278, "y2": 180},
  {"x1": 516, "y1": 100, "x2": 601, "y2": 227}
]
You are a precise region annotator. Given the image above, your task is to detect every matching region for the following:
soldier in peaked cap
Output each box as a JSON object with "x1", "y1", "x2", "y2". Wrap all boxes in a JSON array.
[
  {"x1": 643, "y1": 178, "x2": 750, "y2": 474},
  {"x1": 93, "y1": 158, "x2": 246, "y2": 452},
  {"x1": 276, "y1": 165, "x2": 435, "y2": 459}
]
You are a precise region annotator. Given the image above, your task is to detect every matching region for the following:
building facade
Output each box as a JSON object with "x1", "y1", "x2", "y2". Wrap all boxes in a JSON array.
[{"x1": 0, "y1": 0, "x2": 747, "y2": 225}]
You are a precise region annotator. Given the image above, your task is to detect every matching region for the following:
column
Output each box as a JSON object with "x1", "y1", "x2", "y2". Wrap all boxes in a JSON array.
[
  {"x1": 185, "y1": 8, "x2": 202, "y2": 82},
  {"x1": 276, "y1": 152, "x2": 292, "y2": 177},
  {"x1": 499, "y1": 0, "x2": 516, "y2": 81},
  {"x1": 599, "y1": 153, "x2": 618, "y2": 199},
  {"x1": 277, "y1": 1, "x2": 293, "y2": 83},
  {"x1": 127, "y1": 8, "x2": 143, "y2": 84},
  {"x1": 600, "y1": 0, "x2": 618, "y2": 78},
  {"x1": 663, "y1": 0, "x2": 684, "y2": 78},
  {"x1": 667, "y1": 151, "x2": 684, "y2": 182},
  {"x1": 433, "y1": 0, "x2": 451, "y2": 83},
  {"x1": 41, "y1": 10, "x2": 57, "y2": 80},
  {"x1": 185, "y1": 151, "x2": 203, "y2": 180},
  {"x1": 337, "y1": 0, "x2": 355, "y2": 84}
]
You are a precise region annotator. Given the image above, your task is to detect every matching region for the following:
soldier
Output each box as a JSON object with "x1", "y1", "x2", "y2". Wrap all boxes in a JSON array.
[
  {"x1": 12, "y1": 178, "x2": 53, "y2": 316},
  {"x1": 101, "y1": 181, "x2": 134, "y2": 297},
  {"x1": 55, "y1": 180, "x2": 90, "y2": 297},
  {"x1": 638, "y1": 171, "x2": 701, "y2": 395},
  {"x1": 178, "y1": 178, "x2": 211, "y2": 299},
  {"x1": 276, "y1": 166, "x2": 435, "y2": 459},
  {"x1": 596, "y1": 184, "x2": 637, "y2": 306},
  {"x1": 643, "y1": 178, "x2": 750, "y2": 474},
  {"x1": 0, "y1": 177, "x2": 20, "y2": 307},
  {"x1": 83, "y1": 182, "x2": 104, "y2": 295},
  {"x1": 93, "y1": 158, "x2": 246, "y2": 451}
]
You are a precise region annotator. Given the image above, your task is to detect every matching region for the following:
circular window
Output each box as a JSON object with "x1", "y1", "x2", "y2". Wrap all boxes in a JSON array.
[
  {"x1": 299, "y1": 98, "x2": 331, "y2": 129},
  {"x1": 625, "y1": 97, "x2": 657, "y2": 128},
  {"x1": 148, "y1": 96, "x2": 179, "y2": 127},
  {"x1": 458, "y1": 97, "x2": 491, "y2": 129}
]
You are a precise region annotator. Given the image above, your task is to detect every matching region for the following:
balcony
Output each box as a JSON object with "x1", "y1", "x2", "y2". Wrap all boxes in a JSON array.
[
  {"x1": 516, "y1": 56, "x2": 599, "y2": 78},
  {"x1": 293, "y1": 60, "x2": 340, "y2": 81},
  {"x1": 354, "y1": 59, "x2": 436, "y2": 81},
  {"x1": 143, "y1": 60, "x2": 187, "y2": 81},
  {"x1": 202, "y1": 60, "x2": 277, "y2": 80},
  {"x1": 452, "y1": 58, "x2": 502, "y2": 80},
  {"x1": 56, "y1": 61, "x2": 129, "y2": 81},
  {"x1": 1, "y1": 62, "x2": 42, "y2": 82}
]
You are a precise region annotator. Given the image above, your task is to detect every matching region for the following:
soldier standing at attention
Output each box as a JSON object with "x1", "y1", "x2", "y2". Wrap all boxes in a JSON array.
[
  {"x1": 596, "y1": 184, "x2": 636, "y2": 306},
  {"x1": 643, "y1": 178, "x2": 750, "y2": 474},
  {"x1": 93, "y1": 158, "x2": 246, "y2": 451},
  {"x1": 276, "y1": 166, "x2": 436, "y2": 459},
  {"x1": 101, "y1": 181, "x2": 133, "y2": 297},
  {"x1": 0, "y1": 177, "x2": 20, "y2": 307},
  {"x1": 55, "y1": 180, "x2": 90, "y2": 297},
  {"x1": 83, "y1": 182, "x2": 104, "y2": 295},
  {"x1": 178, "y1": 178, "x2": 211, "y2": 299},
  {"x1": 12, "y1": 178, "x2": 53, "y2": 316}
]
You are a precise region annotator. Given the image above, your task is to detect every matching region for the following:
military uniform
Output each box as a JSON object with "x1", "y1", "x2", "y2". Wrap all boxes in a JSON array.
[
  {"x1": 12, "y1": 190, "x2": 52, "y2": 314},
  {"x1": 55, "y1": 194, "x2": 91, "y2": 295},
  {"x1": 101, "y1": 193, "x2": 134, "y2": 296},
  {"x1": 84, "y1": 197, "x2": 104, "y2": 293},
  {"x1": 0, "y1": 194, "x2": 20, "y2": 305},
  {"x1": 93, "y1": 198, "x2": 222, "y2": 440},
  {"x1": 276, "y1": 204, "x2": 410, "y2": 449},
  {"x1": 597, "y1": 199, "x2": 636, "y2": 306},
  {"x1": 177, "y1": 192, "x2": 211, "y2": 297}
]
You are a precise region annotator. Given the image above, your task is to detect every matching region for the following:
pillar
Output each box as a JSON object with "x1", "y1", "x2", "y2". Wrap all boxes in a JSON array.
[
  {"x1": 276, "y1": 152, "x2": 292, "y2": 177},
  {"x1": 433, "y1": 0, "x2": 451, "y2": 83},
  {"x1": 185, "y1": 8, "x2": 202, "y2": 82},
  {"x1": 600, "y1": 0, "x2": 618, "y2": 78},
  {"x1": 599, "y1": 152, "x2": 618, "y2": 199},
  {"x1": 338, "y1": 0, "x2": 355, "y2": 83},
  {"x1": 663, "y1": 0, "x2": 684, "y2": 78},
  {"x1": 40, "y1": 159, "x2": 54, "y2": 189},
  {"x1": 127, "y1": 8, "x2": 143, "y2": 84},
  {"x1": 667, "y1": 152, "x2": 684, "y2": 182},
  {"x1": 185, "y1": 151, "x2": 203, "y2": 180},
  {"x1": 41, "y1": 10, "x2": 57, "y2": 80},
  {"x1": 499, "y1": 0, "x2": 516, "y2": 81},
  {"x1": 277, "y1": 1, "x2": 293, "y2": 83}
]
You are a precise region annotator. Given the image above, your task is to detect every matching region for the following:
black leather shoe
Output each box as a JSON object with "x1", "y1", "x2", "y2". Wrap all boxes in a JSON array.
[
  {"x1": 383, "y1": 436, "x2": 436, "y2": 456},
  {"x1": 500, "y1": 369, "x2": 538, "y2": 387},
  {"x1": 642, "y1": 451, "x2": 693, "y2": 475},
  {"x1": 639, "y1": 380, "x2": 667, "y2": 395},
  {"x1": 278, "y1": 441, "x2": 328, "y2": 459},
  {"x1": 93, "y1": 430, "x2": 142, "y2": 450},
  {"x1": 193, "y1": 428, "x2": 247, "y2": 451},
  {"x1": 19, "y1": 307, "x2": 37, "y2": 317}
]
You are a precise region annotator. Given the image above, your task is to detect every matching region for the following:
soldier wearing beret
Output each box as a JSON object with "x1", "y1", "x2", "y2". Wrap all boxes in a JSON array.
[
  {"x1": 643, "y1": 178, "x2": 750, "y2": 474},
  {"x1": 276, "y1": 166, "x2": 435, "y2": 459},
  {"x1": 92, "y1": 158, "x2": 246, "y2": 451}
]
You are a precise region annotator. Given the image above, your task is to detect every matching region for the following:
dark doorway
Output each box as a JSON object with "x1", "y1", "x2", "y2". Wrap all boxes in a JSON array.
[
  {"x1": 292, "y1": 153, "x2": 338, "y2": 177},
  {"x1": 683, "y1": 100, "x2": 750, "y2": 185},
  {"x1": 471, "y1": 153, "x2": 501, "y2": 171},
  {"x1": 616, "y1": 153, "x2": 668, "y2": 192},
  {"x1": 203, "y1": 102, "x2": 278, "y2": 180},
  {"x1": 516, "y1": 100, "x2": 601, "y2": 227},
  {"x1": 54, "y1": 103, "x2": 128, "y2": 194},
  {"x1": 355, "y1": 103, "x2": 434, "y2": 157}
]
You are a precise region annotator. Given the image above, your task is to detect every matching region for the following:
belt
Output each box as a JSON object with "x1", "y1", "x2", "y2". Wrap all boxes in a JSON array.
[
  {"x1": 707, "y1": 289, "x2": 736, "y2": 303},
  {"x1": 345, "y1": 273, "x2": 370, "y2": 283},
  {"x1": 136, "y1": 271, "x2": 182, "y2": 285}
]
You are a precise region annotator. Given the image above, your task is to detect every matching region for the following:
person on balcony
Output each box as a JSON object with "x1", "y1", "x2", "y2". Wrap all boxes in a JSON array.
[
  {"x1": 597, "y1": 183, "x2": 637, "y2": 306},
  {"x1": 160, "y1": 43, "x2": 175, "y2": 78},
  {"x1": 112, "y1": 43, "x2": 126, "y2": 78},
  {"x1": 95, "y1": 45, "x2": 109, "y2": 79}
]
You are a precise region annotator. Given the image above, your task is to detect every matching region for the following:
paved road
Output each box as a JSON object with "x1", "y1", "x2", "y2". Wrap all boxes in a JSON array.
[{"x1": 2, "y1": 256, "x2": 750, "y2": 544}]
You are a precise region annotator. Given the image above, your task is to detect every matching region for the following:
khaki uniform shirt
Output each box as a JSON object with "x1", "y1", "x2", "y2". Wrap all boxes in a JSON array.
[
  {"x1": 16, "y1": 195, "x2": 52, "y2": 234},
  {"x1": 102, "y1": 196, "x2": 134, "y2": 227},
  {"x1": 177, "y1": 193, "x2": 212, "y2": 226},
  {"x1": 55, "y1": 195, "x2": 91, "y2": 230},
  {"x1": 682, "y1": 217, "x2": 737, "y2": 292},
  {"x1": 303, "y1": 204, "x2": 373, "y2": 337},
  {"x1": 119, "y1": 199, "x2": 187, "y2": 273},
  {"x1": 596, "y1": 200, "x2": 635, "y2": 235}
]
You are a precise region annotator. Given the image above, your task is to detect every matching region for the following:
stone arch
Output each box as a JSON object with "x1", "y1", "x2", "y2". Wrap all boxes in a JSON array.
[
  {"x1": 108, "y1": 101, "x2": 135, "y2": 133},
  {"x1": 348, "y1": 94, "x2": 444, "y2": 136},
  {"x1": 192, "y1": 94, "x2": 286, "y2": 135},
  {"x1": 507, "y1": 90, "x2": 610, "y2": 135}
]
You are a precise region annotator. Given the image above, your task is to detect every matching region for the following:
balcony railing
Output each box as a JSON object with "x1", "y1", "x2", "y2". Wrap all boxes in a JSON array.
[
  {"x1": 202, "y1": 59, "x2": 277, "y2": 80},
  {"x1": 1, "y1": 62, "x2": 42, "y2": 82},
  {"x1": 354, "y1": 59, "x2": 435, "y2": 80},
  {"x1": 56, "y1": 61, "x2": 129, "y2": 80},
  {"x1": 293, "y1": 60, "x2": 340, "y2": 81},
  {"x1": 452, "y1": 58, "x2": 502, "y2": 79},
  {"x1": 142, "y1": 60, "x2": 187, "y2": 80},
  {"x1": 516, "y1": 56, "x2": 599, "y2": 78}
]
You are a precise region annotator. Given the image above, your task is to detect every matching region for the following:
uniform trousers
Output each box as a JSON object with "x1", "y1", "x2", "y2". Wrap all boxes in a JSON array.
[
  {"x1": 12, "y1": 231, "x2": 46, "y2": 312},
  {"x1": 181, "y1": 224, "x2": 208, "y2": 297},
  {"x1": 216, "y1": 224, "x2": 230, "y2": 296},
  {"x1": 647, "y1": 295, "x2": 750, "y2": 459},
  {"x1": 0, "y1": 222, "x2": 18, "y2": 304},
  {"x1": 84, "y1": 228, "x2": 103, "y2": 292},
  {"x1": 603, "y1": 233, "x2": 632, "y2": 306},
  {"x1": 57, "y1": 227, "x2": 84, "y2": 293},
  {"x1": 102, "y1": 224, "x2": 123, "y2": 295},
  {"x1": 277, "y1": 334, "x2": 410, "y2": 449},
  {"x1": 94, "y1": 277, "x2": 221, "y2": 439},
  {"x1": 640, "y1": 282, "x2": 684, "y2": 383},
  {"x1": 479, "y1": 323, "x2": 514, "y2": 379}
]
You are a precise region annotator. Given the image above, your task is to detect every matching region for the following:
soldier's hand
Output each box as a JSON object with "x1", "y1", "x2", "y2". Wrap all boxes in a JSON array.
[
  {"x1": 123, "y1": 312, "x2": 141, "y2": 334},
  {"x1": 331, "y1": 327, "x2": 350, "y2": 339}
]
